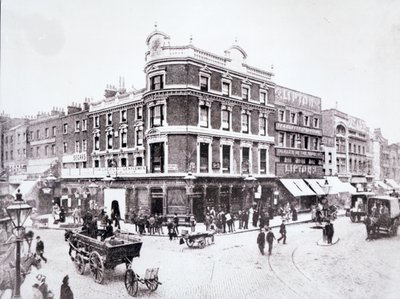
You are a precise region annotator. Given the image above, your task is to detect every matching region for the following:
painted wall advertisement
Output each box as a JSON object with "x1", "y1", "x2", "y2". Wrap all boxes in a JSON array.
[
  {"x1": 276, "y1": 163, "x2": 323, "y2": 178},
  {"x1": 275, "y1": 86, "x2": 321, "y2": 113}
]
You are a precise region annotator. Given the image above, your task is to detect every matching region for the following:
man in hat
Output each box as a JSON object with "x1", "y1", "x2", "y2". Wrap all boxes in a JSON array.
[
  {"x1": 35, "y1": 236, "x2": 47, "y2": 263},
  {"x1": 266, "y1": 228, "x2": 276, "y2": 255},
  {"x1": 60, "y1": 275, "x2": 74, "y2": 299},
  {"x1": 256, "y1": 228, "x2": 266, "y2": 255},
  {"x1": 277, "y1": 220, "x2": 287, "y2": 244}
]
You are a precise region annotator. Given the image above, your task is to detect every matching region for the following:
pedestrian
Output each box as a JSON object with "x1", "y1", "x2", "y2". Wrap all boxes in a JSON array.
[
  {"x1": 325, "y1": 220, "x2": 334, "y2": 244},
  {"x1": 221, "y1": 211, "x2": 227, "y2": 233},
  {"x1": 167, "y1": 219, "x2": 175, "y2": 241},
  {"x1": 173, "y1": 213, "x2": 180, "y2": 235},
  {"x1": 36, "y1": 236, "x2": 47, "y2": 263},
  {"x1": 266, "y1": 228, "x2": 276, "y2": 255},
  {"x1": 291, "y1": 206, "x2": 298, "y2": 221},
  {"x1": 238, "y1": 210, "x2": 243, "y2": 229},
  {"x1": 60, "y1": 275, "x2": 74, "y2": 299},
  {"x1": 33, "y1": 274, "x2": 54, "y2": 299},
  {"x1": 190, "y1": 215, "x2": 196, "y2": 232},
  {"x1": 148, "y1": 215, "x2": 156, "y2": 235},
  {"x1": 257, "y1": 228, "x2": 266, "y2": 255},
  {"x1": 277, "y1": 220, "x2": 287, "y2": 244},
  {"x1": 113, "y1": 211, "x2": 121, "y2": 230},
  {"x1": 72, "y1": 207, "x2": 80, "y2": 224},
  {"x1": 364, "y1": 214, "x2": 373, "y2": 240},
  {"x1": 253, "y1": 209, "x2": 259, "y2": 227},
  {"x1": 226, "y1": 212, "x2": 233, "y2": 232},
  {"x1": 205, "y1": 214, "x2": 211, "y2": 231},
  {"x1": 243, "y1": 210, "x2": 249, "y2": 229},
  {"x1": 248, "y1": 206, "x2": 254, "y2": 227}
]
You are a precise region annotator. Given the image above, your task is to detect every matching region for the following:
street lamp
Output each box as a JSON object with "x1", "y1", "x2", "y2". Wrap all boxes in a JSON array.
[{"x1": 6, "y1": 189, "x2": 32, "y2": 299}]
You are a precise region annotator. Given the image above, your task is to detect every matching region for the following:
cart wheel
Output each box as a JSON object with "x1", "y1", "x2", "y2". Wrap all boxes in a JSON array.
[
  {"x1": 89, "y1": 251, "x2": 104, "y2": 284},
  {"x1": 74, "y1": 253, "x2": 85, "y2": 275},
  {"x1": 198, "y1": 238, "x2": 206, "y2": 249},
  {"x1": 186, "y1": 239, "x2": 194, "y2": 247},
  {"x1": 125, "y1": 269, "x2": 138, "y2": 297},
  {"x1": 145, "y1": 276, "x2": 159, "y2": 292}
]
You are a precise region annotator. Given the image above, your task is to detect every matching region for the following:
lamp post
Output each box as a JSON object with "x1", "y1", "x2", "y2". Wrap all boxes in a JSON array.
[
  {"x1": 184, "y1": 172, "x2": 196, "y2": 214},
  {"x1": 243, "y1": 174, "x2": 257, "y2": 209},
  {"x1": 321, "y1": 179, "x2": 332, "y2": 218},
  {"x1": 6, "y1": 189, "x2": 32, "y2": 299}
]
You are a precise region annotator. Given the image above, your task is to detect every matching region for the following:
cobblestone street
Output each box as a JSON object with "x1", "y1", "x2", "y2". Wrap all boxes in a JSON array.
[{"x1": 1, "y1": 217, "x2": 397, "y2": 299}]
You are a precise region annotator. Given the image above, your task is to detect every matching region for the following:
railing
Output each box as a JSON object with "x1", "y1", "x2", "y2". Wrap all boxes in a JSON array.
[{"x1": 61, "y1": 166, "x2": 147, "y2": 178}]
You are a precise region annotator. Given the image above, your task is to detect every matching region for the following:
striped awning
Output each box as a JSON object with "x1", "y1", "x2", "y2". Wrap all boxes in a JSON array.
[{"x1": 280, "y1": 179, "x2": 316, "y2": 197}]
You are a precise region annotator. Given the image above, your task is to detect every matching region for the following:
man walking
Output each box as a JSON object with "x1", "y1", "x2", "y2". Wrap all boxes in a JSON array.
[
  {"x1": 173, "y1": 213, "x2": 180, "y2": 236},
  {"x1": 257, "y1": 228, "x2": 266, "y2": 255},
  {"x1": 364, "y1": 214, "x2": 373, "y2": 240},
  {"x1": 35, "y1": 236, "x2": 47, "y2": 263},
  {"x1": 277, "y1": 220, "x2": 287, "y2": 244},
  {"x1": 325, "y1": 220, "x2": 334, "y2": 244},
  {"x1": 266, "y1": 228, "x2": 276, "y2": 256}
]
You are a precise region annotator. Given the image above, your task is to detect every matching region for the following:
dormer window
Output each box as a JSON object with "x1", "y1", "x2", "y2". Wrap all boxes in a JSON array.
[
  {"x1": 150, "y1": 75, "x2": 163, "y2": 91},
  {"x1": 222, "y1": 82, "x2": 230, "y2": 96},
  {"x1": 242, "y1": 87, "x2": 249, "y2": 101},
  {"x1": 200, "y1": 76, "x2": 209, "y2": 92}
]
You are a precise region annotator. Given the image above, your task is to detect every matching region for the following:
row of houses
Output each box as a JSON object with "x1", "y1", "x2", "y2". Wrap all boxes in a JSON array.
[{"x1": 1, "y1": 28, "x2": 399, "y2": 221}]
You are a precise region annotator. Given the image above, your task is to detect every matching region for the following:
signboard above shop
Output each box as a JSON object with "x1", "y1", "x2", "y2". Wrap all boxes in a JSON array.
[
  {"x1": 275, "y1": 122, "x2": 322, "y2": 136},
  {"x1": 275, "y1": 86, "x2": 321, "y2": 113},
  {"x1": 62, "y1": 152, "x2": 87, "y2": 163},
  {"x1": 276, "y1": 163, "x2": 323, "y2": 178},
  {"x1": 275, "y1": 148, "x2": 324, "y2": 159}
]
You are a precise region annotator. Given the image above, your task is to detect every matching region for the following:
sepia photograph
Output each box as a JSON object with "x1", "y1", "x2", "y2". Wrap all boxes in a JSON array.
[{"x1": 1, "y1": 0, "x2": 400, "y2": 298}]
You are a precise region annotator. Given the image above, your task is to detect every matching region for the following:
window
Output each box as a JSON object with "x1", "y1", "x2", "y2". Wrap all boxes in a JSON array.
[
  {"x1": 121, "y1": 129, "x2": 128, "y2": 148},
  {"x1": 121, "y1": 110, "x2": 127, "y2": 123},
  {"x1": 5, "y1": 136, "x2": 8, "y2": 144},
  {"x1": 200, "y1": 76, "x2": 209, "y2": 91},
  {"x1": 290, "y1": 134, "x2": 296, "y2": 148},
  {"x1": 63, "y1": 142, "x2": 68, "y2": 153},
  {"x1": 353, "y1": 144, "x2": 356, "y2": 153},
  {"x1": 5, "y1": 152, "x2": 8, "y2": 160},
  {"x1": 52, "y1": 126, "x2": 57, "y2": 137},
  {"x1": 44, "y1": 146, "x2": 48, "y2": 156},
  {"x1": 314, "y1": 118, "x2": 319, "y2": 128},
  {"x1": 75, "y1": 163, "x2": 79, "y2": 169},
  {"x1": 23, "y1": 149, "x2": 26, "y2": 156},
  {"x1": 107, "y1": 131, "x2": 113, "y2": 149},
  {"x1": 150, "y1": 142, "x2": 164, "y2": 173},
  {"x1": 36, "y1": 130, "x2": 40, "y2": 139},
  {"x1": 52, "y1": 144, "x2": 56, "y2": 155},
  {"x1": 150, "y1": 105, "x2": 164, "y2": 127},
  {"x1": 222, "y1": 82, "x2": 230, "y2": 96},
  {"x1": 200, "y1": 143, "x2": 209, "y2": 173},
  {"x1": 328, "y1": 152, "x2": 332, "y2": 163},
  {"x1": 304, "y1": 136, "x2": 309, "y2": 150},
  {"x1": 278, "y1": 133, "x2": 285, "y2": 147},
  {"x1": 107, "y1": 113, "x2": 112, "y2": 125},
  {"x1": 150, "y1": 75, "x2": 163, "y2": 90},
  {"x1": 358, "y1": 145, "x2": 361, "y2": 154},
  {"x1": 30, "y1": 148, "x2": 33, "y2": 157},
  {"x1": 10, "y1": 136, "x2": 14, "y2": 143},
  {"x1": 313, "y1": 138, "x2": 319, "y2": 150},
  {"x1": 278, "y1": 110, "x2": 285, "y2": 122},
  {"x1": 35, "y1": 148, "x2": 39, "y2": 157},
  {"x1": 260, "y1": 149, "x2": 267, "y2": 174},
  {"x1": 121, "y1": 158, "x2": 127, "y2": 167},
  {"x1": 222, "y1": 145, "x2": 231, "y2": 173},
  {"x1": 242, "y1": 87, "x2": 249, "y2": 101},
  {"x1": 94, "y1": 116, "x2": 99, "y2": 128},
  {"x1": 82, "y1": 119, "x2": 87, "y2": 131},
  {"x1": 43, "y1": 128, "x2": 48, "y2": 138},
  {"x1": 363, "y1": 146, "x2": 365, "y2": 154},
  {"x1": 94, "y1": 160, "x2": 100, "y2": 168},
  {"x1": 260, "y1": 92, "x2": 267, "y2": 105},
  {"x1": 63, "y1": 124, "x2": 68, "y2": 134},
  {"x1": 82, "y1": 140, "x2": 87, "y2": 152},
  {"x1": 349, "y1": 143, "x2": 352, "y2": 153},
  {"x1": 200, "y1": 106, "x2": 209, "y2": 127},
  {"x1": 304, "y1": 116, "x2": 310, "y2": 126},
  {"x1": 75, "y1": 141, "x2": 80, "y2": 153},
  {"x1": 75, "y1": 121, "x2": 80, "y2": 132},
  {"x1": 290, "y1": 113, "x2": 296, "y2": 124},
  {"x1": 17, "y1": 133, "x2": 20, "y2": 141},
  {"x1": 18, "y1": 149, "x2": 20, "y2": 156},
  {"x1": 259, "y1": 117, "x2": 267, "y2": 136},
  {"x1": 136, "y1": 129, "x2": 143, "y2": 146},
  {"x1": 241, "y1": 114, "x2": 249, "y2": 133},
  {"x1": 136, "y1": 107, "x2": 143, "y2": 120},
  {"x1": 11, "y1": 150, "x2": 14, "y2": 159},
  {"x1": 222, "y1": 109, "x2": 230, "y2": 131},
  {"x1": 136, "y1": 157, "x2": 143, "y2": 167},
  {"x1": 94, "y1": 134, "x2": 100, "y2": 151},
  {"x1": 242, "y1": 147, "x2": 250, "y2": 174}
]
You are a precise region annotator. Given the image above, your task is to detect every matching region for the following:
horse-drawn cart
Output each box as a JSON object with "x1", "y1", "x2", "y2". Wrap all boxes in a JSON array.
[
  {"x1": 180, "y1": 230, "x2": 215, "y2": 248},
  {"x1": 65, "y1": 229, "x2": 161, "y2": 296}
]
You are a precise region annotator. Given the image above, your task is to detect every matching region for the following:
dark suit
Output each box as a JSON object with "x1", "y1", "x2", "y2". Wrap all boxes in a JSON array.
[
  {"x1": 277, "y1": 223, "x2": 287, "y2": 244},
  {"x1": 257, "y1": 231, "x2": 266, "y2": 255}
]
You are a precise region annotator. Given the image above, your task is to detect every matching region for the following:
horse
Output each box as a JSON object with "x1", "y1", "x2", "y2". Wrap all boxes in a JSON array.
[{"x1": 0, "y1": 252, "x2": 42, "y2": 298}]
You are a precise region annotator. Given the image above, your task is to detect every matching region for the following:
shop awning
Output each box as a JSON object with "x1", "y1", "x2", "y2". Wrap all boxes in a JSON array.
[
  {"x1": 280, "y1": 179, "x2": 316, "y2": 197},
  {"x1": 375, "y1": 181, "x2": 392, "y2": 191},
  {"x1": 351, "y1": 176, "x2": 367, "y2": 184},
  {"x1": 325, "y1": 176, "x2": 353, "y2": 194},
  {"x1": 343, "y1": 183, "x2": 357, "y2": 194},
  {"x1": 12, "y1": 180, "x2": 38, "y2": 198},
  {"x1": 385, "y1": 179, "x2": 400, "y2": 190},
  {"x1": 304, "y1": 179, "x2": 326, "y2": 195}
]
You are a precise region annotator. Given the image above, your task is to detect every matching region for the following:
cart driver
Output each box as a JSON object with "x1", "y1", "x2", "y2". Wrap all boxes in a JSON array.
[{"x1": 101, "y1": 220, "x2": 114, "y2": 241}]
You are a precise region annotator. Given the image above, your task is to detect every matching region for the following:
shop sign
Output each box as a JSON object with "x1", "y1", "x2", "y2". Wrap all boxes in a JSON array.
[
  {"x1": 275, "y1": 148, "x2": 324, "y2": 159},
  {"x1": 62, "y1": 152, "x2": 87, "y2": 163},
  {"x1": 275, "y1": 86, "x2": 321, "y2": 112},
  {"x1": 275, "y1": 122, "x2": 322, "y2": 136},
  {"x1": 168, "y1": 164, "x2": 178, "y2": 171},
  {"x1": 276, "y1": 163, "x2": 323, "y2": 177}
]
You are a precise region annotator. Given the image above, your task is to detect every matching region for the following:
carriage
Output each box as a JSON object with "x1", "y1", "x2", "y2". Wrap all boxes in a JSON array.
[
  {"x1": 180, "y1": 230, "x2": 215, "y2": 248},
  {"x1": 367, "y1": 196, "x2": 400, "y2": 236},
  {"x1": 65, "y1": 229, "x2": 161, "y2": 296},
  {"x1": 346, "y1": 192, "x2": 375, "y2": 222}
]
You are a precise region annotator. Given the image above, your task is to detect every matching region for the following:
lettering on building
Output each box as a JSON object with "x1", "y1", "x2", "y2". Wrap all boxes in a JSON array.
[{"x1": 275, "y1": 86, "x2": 321, "y2": 113}]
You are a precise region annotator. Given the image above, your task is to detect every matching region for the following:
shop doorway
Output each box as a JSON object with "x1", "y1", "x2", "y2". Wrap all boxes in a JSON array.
[
  {"x1": 151, "y1": 188, "x2": 163, "y2": 215},
  {"x1": 104, "y1": 188, "x2": 126, "y2": 220},
  {"x1": 192, "y1": 193, "x2": 204, "y2": 222}
]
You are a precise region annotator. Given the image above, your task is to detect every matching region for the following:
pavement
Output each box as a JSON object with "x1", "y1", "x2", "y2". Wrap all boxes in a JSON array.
[{"x1": 26, "y1": 209, "x2": 346, "y2": 237}]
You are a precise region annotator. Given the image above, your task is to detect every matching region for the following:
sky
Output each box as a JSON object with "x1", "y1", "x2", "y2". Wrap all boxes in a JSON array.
[{"x1": 1, "y1": 0, "x2": 400, "y2": 143}]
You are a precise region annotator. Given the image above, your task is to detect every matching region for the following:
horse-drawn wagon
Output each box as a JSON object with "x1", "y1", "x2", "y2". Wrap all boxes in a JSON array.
[
  {"x1": 65, "y1": 229, "x2": 161, "y2": 296},
  {"x1": 367, "y1": 196, "x2": 400, "y2": 236}
]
